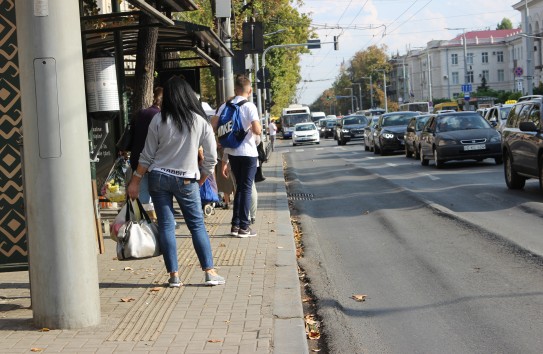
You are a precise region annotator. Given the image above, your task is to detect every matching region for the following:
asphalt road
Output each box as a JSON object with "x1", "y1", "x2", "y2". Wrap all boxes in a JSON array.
[{"x1": 281, "y1": 137, "x2": 543, "y2": 354}]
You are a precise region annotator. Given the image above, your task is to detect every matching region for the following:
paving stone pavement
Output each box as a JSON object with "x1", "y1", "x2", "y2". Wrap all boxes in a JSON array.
[{"x1": 0, "y1": 141, "x2": 307, "y2": 354}]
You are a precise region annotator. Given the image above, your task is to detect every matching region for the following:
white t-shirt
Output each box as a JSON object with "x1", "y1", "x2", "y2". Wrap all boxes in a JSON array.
[
  {"x1": 216, "y1": 96, "x2": 259, "y2": 157},
  {"x1": 268, "y1": 122, "x2": 277, "y2": 136}
]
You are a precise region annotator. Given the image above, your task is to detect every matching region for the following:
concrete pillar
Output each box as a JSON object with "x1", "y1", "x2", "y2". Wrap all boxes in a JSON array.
[{"x1": 16, "y1": 0, "x2": 101, "y2": 329}]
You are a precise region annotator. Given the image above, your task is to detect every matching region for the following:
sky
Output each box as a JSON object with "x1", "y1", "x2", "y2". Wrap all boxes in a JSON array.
[{"x1": 294, "y1": 0, "x2": 522, "y2": 105}]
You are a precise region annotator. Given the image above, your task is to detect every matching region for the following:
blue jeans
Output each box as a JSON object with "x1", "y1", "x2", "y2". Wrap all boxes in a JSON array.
[
  {"x1": 228, "y1": 155, "x2": 257, "y2": 230},
  {"x1": 148, "y1": 171, "x2": 214, "y2": 272},
  {"x1": 138, "y1": 173, "x2": 151, "y2": 204}
]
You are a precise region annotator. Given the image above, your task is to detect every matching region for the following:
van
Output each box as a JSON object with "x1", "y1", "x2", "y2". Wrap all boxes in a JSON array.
[{"x1": 311, "y1": 111, "x2": 326, "y2": 122}]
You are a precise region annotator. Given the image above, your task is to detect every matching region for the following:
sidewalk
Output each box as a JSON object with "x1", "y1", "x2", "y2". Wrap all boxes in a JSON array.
[{"x1": 0, "y1": 143, "x2": 308, "y2": 354}]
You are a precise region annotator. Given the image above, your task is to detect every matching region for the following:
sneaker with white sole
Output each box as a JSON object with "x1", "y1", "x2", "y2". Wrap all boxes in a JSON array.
[
  {"x1": 230, "y1": 225, "x2": 239, "y2": 236},
  {"x1": 237, "y1": 227, "x2": 257, "y2": 238},
  {"x1": 205, "y1": 273, "x2": 225, "y2": 286},
  {"x1": 168, "y1": 276, "x2": 182, "y2": 288}
]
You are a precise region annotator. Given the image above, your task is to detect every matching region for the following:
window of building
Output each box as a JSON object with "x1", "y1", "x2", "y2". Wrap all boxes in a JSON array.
[
  {"x1": 451, "y1": 72, "x2": 459, "y2": 84},
  {"x1": 498, "y1": 69, "x2": 505, "y2": 82},
  {"x1": 482, "y1": 52, "x2": 488, "y2": 63},
  {"x1": 497, "y1": 51, "x2": 504, "y2": 62},
  {"x1": 467, "y1": 53, "x2": 474, "y2": 65},
  {"x1": 451, "y1": 53, "x2": 458, "y2": 65},
  {"x1": 467, "y1": 71, "x2": 474, "y2": 83},
  {"x1": 482, "y1": 70, "x2": 489, "y2": 81}
]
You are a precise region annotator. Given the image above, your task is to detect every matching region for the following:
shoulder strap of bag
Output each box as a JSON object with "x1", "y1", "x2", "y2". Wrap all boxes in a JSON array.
[
  {"x1": 236, "y1": 100, "x2": 248, "y2": 107},
  {"x1": 135, "y1": 198, "x2": 153, "y2": 224}
]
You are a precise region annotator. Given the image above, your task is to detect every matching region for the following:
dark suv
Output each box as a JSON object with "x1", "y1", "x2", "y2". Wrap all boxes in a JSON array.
[
  {"x1": 502, "y1": 99, "x2": 543, "y2": 189},
  {"x1": 335, "y1": 115, "x2": 368, "y2": 145}
]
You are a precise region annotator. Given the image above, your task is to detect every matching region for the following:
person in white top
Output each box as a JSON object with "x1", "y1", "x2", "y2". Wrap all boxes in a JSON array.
[
  {"x1": 268, "y1": 120, "x2": 277, "y2": 151},
  {"x1": 215, "y1": 75, "x2": 262, "y2": 237}
]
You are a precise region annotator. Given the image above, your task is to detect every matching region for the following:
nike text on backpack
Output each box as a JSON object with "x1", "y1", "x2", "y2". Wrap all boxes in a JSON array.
[{"x1": 217, "y1": 100, "x2": 249, "y2": 148}]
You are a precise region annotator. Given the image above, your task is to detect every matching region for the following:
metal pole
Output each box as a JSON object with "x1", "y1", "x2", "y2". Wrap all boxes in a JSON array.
[
  {"x1": 222, "y1": 19, "x2": 234, "y2": 99},
  {"x1": 346, "y1": 87, "x2": 354, "y2": 113},
  {"x1": 353, "y1": 83, "x2": 362, "y2": 110},
  {"x1": 463, "y1": 30, "x2": 469, "y2": 111},
  {"x1": 402, "y1": 57, "x2": 408, "y2": 103},
  {"x1": 383, "y1": 71, "x2": 388, "y2": 113},
  {"x1": 16, "y1": 0, "x2": 100, "y2": 329},
  {"x1": 525, "y1": 0, "x2": 534, "y2": 95}
]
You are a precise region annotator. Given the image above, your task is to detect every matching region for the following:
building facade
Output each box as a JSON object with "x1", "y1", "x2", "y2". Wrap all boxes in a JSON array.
[{"x1": 389, "y1": 29, "x2": 523, "y2": 103}]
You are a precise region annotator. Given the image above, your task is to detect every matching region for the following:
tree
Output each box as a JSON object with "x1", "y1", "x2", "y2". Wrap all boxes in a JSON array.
[
  {"x1": 497, "y1": 18, "x2": 513, "y2": 30},
  {"x1": 477, "y1": 76, "x2": 489, "y2": 92}
]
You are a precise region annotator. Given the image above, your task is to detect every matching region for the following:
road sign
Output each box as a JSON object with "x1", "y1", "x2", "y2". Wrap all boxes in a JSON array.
[
  {"x1": 461, "y1": 84, "x2": 472, "y2": 93},
  {"x1": 464, "y1": 93, "x2": 470, "y2": 100},
  {"x1": 307, "y1": 39, "x2": 321, "y2": 49},
  {"x1": 514, "y1": 67, "x2": 524, "y2": 77}
]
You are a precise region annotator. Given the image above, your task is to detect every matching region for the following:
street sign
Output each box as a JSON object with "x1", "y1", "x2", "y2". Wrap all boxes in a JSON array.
[
  {"x1": 514, "y1": 67, "x2": 524, "y2": 77},
  {"x1": 461, "y1": 84, "x2": 472, "y2": 93},
  {"x1": 307, "y1": 39, "x2": 321, "y2": 49},
  {"x1": 464, "y1": 93, "x2": 470, "y2": 100}
]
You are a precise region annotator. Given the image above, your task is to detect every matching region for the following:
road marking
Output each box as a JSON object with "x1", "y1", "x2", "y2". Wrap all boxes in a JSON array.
[
  {"x1": 419, "y1": 173, "x2": 440, "y2": 180},
  {"x1": 315, "y1": 147, "x2": 324, "y2": 150},
  {"x1": 386, "y1": 163, "x2": 398, "y2": 167},
  {"x1": 296, "y1": 149, "x2": 305, "y2": 152}
]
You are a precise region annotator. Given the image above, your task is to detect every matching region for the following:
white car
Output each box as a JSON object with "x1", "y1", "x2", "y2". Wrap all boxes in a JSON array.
[{"x1": 292, "y1": 122, "x2": 320, "y2": 146}]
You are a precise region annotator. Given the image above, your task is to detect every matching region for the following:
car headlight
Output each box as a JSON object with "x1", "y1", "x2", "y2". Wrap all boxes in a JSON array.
[
  {"x1": 438, "y1": 139, "x2": 457, "y2": 146},
  {"x1": 382, "y1": 133, "x2": 394, "y2": 139},
  {"x1": 489, "y1": 134, "x2": 501, "y2": 143},
  {"x1": 342, "y1": 129, "x2": 350, "y2": 133}
]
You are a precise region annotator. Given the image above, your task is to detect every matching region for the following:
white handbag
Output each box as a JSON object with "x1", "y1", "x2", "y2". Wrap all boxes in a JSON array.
[{"x1": 116, "y1": 198, "x2": 161, "y2": 260}]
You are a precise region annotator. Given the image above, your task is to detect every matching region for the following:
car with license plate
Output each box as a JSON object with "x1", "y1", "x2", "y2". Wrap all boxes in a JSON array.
[
  {"x1": 322, "y1": 119, "x2": 337, "y2": 139},
  {"x1": 292, "y1": 122, "x2": 320, "y2": 146},
  {"x1": 364, "y1": 116, "x2": 380, "y2": 151},
  {"x1": 374, "y1": 111, "x2": 420, "y2": 155},
  {"x1": 501, "y1": 99, "x2": 543, "y2": 189},
  {"x1": 335, "y1": 114, "x2": 368, "y2": 145},
  {"x1": 419, "y1": 111, "x2": 502, "y2": 168},
  {"x1": 404, "y1": 114, "x2": 433, "y2": 159}
]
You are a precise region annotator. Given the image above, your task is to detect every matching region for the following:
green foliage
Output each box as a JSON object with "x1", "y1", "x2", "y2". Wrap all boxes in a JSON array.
[{"x1": 497, "y1": 18, "x2": 513, "y2": 30}]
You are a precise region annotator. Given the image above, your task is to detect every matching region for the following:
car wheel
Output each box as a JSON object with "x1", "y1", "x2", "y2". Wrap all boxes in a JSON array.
[
  {"x1": 373, "y1": 142, "x2": 380, "y2": 154},
  {"x1": 434, "y1": 148, "x2": 444, "y2": 168},
  {"x1": 364, "y1": 143, "x2": 369, "y2": 151},
  {"x1": 414, "y1": 144, "x2": 420, "y2": 160},
  {"x1": 292, "y1": 143, "x2": 297, "y2": 146},
  {"x1": 495, "y1": 156, "x2": 503, "y2": 165},
  {"x1": 420, "y1": 147, "x2": 429, "y2": 166},
  {"x1": 504, "y1": 152, "x2": 526, "y2": 189},
  {"x1": 316, "y1": 141, "x2": 320, "y2": 144},
  {"x1": 405, "y1": 144, "x2": 413, "y2": 158}
]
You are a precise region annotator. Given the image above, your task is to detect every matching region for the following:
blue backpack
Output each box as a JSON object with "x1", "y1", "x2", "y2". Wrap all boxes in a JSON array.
[{"x1": 216, "y1": 99, "x2": 248, "y2": 148}]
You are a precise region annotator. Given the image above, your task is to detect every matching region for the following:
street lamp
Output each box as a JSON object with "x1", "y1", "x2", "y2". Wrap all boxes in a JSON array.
[
  {"x1": 360, "y1": 76, "x2": 373, "y2": 109},
  {"x1": 376, "y1": 69, "x2": 388, "y2": 113},
  {"x1": 447, "y1": 27, "x2": 469, "y2": 110}
]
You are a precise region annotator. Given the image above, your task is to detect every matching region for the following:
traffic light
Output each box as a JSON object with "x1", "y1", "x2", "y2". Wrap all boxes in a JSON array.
[{"x1": 333, "y1": 36, "x2": 339, "y2": 51}]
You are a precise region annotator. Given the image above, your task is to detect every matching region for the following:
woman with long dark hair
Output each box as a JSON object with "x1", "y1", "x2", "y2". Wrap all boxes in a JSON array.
[{"x1": 127, "y1": 76, "x2": 224, "y2": 287}]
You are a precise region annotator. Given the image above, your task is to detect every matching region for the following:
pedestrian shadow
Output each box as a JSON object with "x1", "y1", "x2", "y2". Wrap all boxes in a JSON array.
[
  {"x1": 0, "y1": 282, "x2": 29, "y2": 290},
  {"x1": 0, "y1": 318, "x2": 35, "y2": 331}
]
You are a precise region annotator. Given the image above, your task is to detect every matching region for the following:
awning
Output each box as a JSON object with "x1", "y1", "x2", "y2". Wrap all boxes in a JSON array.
[{"x1": 81, "y1": 12, "x2": 233, "y2": 68}]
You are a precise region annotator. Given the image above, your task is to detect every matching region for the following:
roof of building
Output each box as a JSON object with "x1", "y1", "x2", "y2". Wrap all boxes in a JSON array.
[{"x1": 450, "y1": 29, "x2": 522, "y2": 42}]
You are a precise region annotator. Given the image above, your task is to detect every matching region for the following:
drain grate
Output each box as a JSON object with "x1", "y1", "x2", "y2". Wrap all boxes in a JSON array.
[{"x1": 288, "y1": 193, "x2": 315, "y2": 201}]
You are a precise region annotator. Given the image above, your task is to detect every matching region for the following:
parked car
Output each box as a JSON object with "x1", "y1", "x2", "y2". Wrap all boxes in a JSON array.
[
  {"x1": 322, "y1": 119, "x2": 337, "y2": 139},
  {"x1": 484, "y1": 104, "x2": 514, "y2": 133},
  {"x1": 373, "y1": 111, "x2": 420, "y2": 155},
  {"x1": 502, "y1": 99, "x2": 543, "y2": 189},
  {"x1": 404, "y1": 114, "x2": 433, "y2": 159},
  {"x1": 419, "y1": 111, "x2": 502, "y2": 168},
  {"x1": 335, "y1": 114, "x2": 368, "y2": 145},
  {"x1": 292, "y1": 122, "x2": 320, "y2": 146},
  {"x1": 517, "y1": 95, "x2": 543, "y2": 102},
  {"x1": 364, "y1": 116, "x2": 380, "y2": 151}
]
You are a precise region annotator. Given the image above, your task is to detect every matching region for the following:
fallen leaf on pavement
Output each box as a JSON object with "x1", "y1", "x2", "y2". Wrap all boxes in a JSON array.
[
  {"x1": 120, "y1": 297, "x2": 136, "y2": 302},
  {"x1": 270, "y1": 229, "x2": 276, "y2": 232},
  {"x1": 219, "y1": 243, "x2": 226, "y2": 247},
  {"x1": 277, "y1": 246, "x2": 283, "y2": 249},
  {"x1": 302, "y1": 296, "x2": 311, "y2": 303},
  {"x1": 39, "y1": 328, "x2": 50, "y2": 332},
  {"x1": 312, "y1": 349, "x2": 321, "y2": 352},
  {"x1": 30, "y1": 349, "x2": 44, "y2": 352},
  {"x1": 207, "y1": 339, "x2": 223, "y2": 343},
  {"x1": 150, "y1": 287, "x2": 161, "y2": 292},
  {"x1": 351, "y1": 294, "x2": 367, "y2": 302},
  {"x1": 123, "y1": 267, "x2": 133, "y2": 271}
]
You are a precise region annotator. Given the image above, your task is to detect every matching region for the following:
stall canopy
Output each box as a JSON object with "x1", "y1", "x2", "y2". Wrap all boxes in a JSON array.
[{"x1": 81, "y1": 11, "x2": 232, "y2": 69}]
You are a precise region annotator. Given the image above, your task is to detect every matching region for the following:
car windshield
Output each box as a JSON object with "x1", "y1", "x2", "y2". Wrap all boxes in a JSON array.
[
  {"x1": 295, "y1": 124, "x2": 316, "y2": 131},
  {"x1": 500, "y1": 107, "x2": 512, "y2": 120},
  {"x1": 326, "y1": 121, "x2": 336, "y2": 127},
  {"x1": 382, "y1": 113, "x2": 417, "y2": 127},
  {"x1": 415, "y1": 116, "x2": 430, "y2": 130},
  {"x1": 436, "y1": 114, "x2": 491, "y2": 132},
  {"x1": 343, "y1": 116, "x2": 368, "y2": 125}
]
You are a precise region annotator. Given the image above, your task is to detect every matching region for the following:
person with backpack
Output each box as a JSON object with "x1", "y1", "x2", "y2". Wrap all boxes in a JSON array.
[
  {"x1": 127, "y1": 76, "x2": 225, "y2": 288},
  {"x1": 215, "y1": 75, "x2": 262, "y2": 237}
]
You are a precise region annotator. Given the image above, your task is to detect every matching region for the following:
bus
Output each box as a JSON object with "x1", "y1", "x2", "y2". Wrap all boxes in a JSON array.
[
  {"x1": 433, "y1": 101, "x2": 459, "y2": 113},
  {"x1": 399, "y1": 102, "x2": 430, "y2": 113},
  {"x1": 280, "y1": 104, "x2": 311, "y2": 138}
]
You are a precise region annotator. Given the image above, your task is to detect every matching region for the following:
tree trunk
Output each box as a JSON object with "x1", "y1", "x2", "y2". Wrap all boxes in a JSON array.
[{"x1": 132, "y1": 14, "x2": 159, "y2": 112}]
